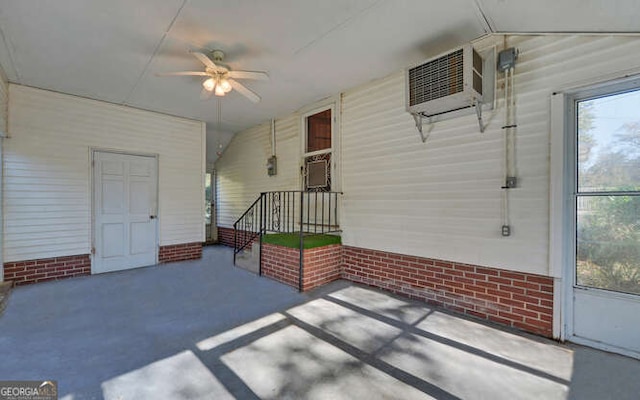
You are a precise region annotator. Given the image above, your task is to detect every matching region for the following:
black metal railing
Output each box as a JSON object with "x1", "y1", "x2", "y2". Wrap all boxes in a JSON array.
[
  {"x1": 233, "y1": 190, "x2": 342, "y2": 289},
  {"x1": 233, "y1": 195, "x2": 263, "y2": 256}
]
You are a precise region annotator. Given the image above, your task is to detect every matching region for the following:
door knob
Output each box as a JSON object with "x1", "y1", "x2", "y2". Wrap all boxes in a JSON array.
[{"x1": 150, "y1": 215, "x2": 157, "y2": 220}]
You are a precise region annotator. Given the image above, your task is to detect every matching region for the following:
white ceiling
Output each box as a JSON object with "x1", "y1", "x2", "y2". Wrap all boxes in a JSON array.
[{"x1": 0, "y1": 0, "x2": 638, "y2": 161}]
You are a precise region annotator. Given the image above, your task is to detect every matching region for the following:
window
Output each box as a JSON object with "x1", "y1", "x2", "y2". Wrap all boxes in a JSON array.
[
  {"x1": 306, "y1": 109, "x2": 331, "y2": 152},
  {"x1": 303, "y1": 108, "x2": 332, "y2": 192},
  {"x1": 205, "y1": 172, "x2": 212, "y2": 224}
]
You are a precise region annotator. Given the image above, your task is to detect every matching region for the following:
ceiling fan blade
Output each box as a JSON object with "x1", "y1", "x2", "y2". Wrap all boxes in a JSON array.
[
  {"x1": 190, "y1": 50, "x2": 217, "y2": 69},
  {"x1": 200, "y1": 87, "x2": 214, "y2": 100},
  {"x1": 228, "y1": 79, "x2": 261, "y2": 103},
  {"x1": 227, "y1": 70, "x2": 269, "y2": 81},
  {"x1": 156, "y1": 71, "x2": 209, "y2": 77}
]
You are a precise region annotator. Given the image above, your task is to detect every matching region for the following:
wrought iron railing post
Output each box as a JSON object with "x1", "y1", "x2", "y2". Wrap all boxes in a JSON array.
[
  {"x1": 299, "y1": 191, "x2": 304, "y2": 292},
  {"x1": 335, "y1": 192, "x2": 339, "y2": 230},
  {"x1": 233, "y1": 221, "x2": 237, "y2": 265},
  {"x1": 259, "y1": 193, "x2": 265, "y2": 276}
]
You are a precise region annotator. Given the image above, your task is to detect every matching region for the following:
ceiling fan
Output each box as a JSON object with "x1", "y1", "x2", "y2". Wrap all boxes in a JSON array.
[{"x1": 157, "y1": 50, "x2": 268, "y2": 103}]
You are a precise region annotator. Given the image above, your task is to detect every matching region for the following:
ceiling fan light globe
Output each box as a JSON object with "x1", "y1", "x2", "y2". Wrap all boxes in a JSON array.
[
  {"x1": 214, "y1": 85, "x2": 226, "y2": 96},
  {"x1": 220, "y1": 79, "x2": 232, "y2": 93},
  {"x1": 203, "y1": 78, "x2": 215, "y2": 91}
]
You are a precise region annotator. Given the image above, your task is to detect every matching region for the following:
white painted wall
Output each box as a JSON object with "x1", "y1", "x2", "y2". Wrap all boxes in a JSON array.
[
  {"x1": 5, "y1": 85, "x2": 205, "y2": 262},
  {"x1": 216, "y1": 115, "x2": 301, "y2": 228},
  {"x1": 215, "y1": 34, "x2": 640, "y2": 277}
]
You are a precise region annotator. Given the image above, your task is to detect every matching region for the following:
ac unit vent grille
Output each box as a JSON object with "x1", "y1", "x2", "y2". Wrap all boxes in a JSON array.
[{"x1": 408, "y1": 48, "x2": 464, "y2": 107}]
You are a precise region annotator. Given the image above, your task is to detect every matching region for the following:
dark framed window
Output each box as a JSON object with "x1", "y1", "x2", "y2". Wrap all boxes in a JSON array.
[
  {"x1": 306, "y1": 109, "x2": 331, "y2": 153},
  {"x1": 304, "y1": 109, "x2": 332, "y2": 192}
]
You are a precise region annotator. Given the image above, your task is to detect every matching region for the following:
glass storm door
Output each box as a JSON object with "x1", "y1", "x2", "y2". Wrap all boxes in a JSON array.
[{"x1": 571, "y1": 85, "x2": 640, "y2": 358}]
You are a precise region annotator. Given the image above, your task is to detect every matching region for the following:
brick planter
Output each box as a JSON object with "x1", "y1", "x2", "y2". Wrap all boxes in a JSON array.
[{"x1": 261, "y1": 243, "x2": 342, "y2": 291}]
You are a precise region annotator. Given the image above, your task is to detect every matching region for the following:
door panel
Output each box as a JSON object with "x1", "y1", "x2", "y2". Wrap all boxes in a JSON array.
[
  {"x1": 129, "y1": 160, "x2": 151, "y2": 176},
  {"x1": 101, "y1": 159, "x2": 124, "y2": 175},
  {"x1": 130, "y1": 222, "x2": 154, "y2": 254},
  {"x1": 129, "y1": 181, "x2": 151, "y2": 214},
  {"x1": 574, "y1": 288, "x2": 640, "y2": 355},
  {"x1": 102, "y1": 223, "x2": 124, "y2": 257},
  {"x1": 94, "y1": 151, "x2": 158, "y2": 274},
  {"x1": 102, "y1": 180, "x2": 124, "y2": 213}
]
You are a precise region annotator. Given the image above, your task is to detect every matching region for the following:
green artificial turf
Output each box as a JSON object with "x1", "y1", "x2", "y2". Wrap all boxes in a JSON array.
[{"x1": 262, "y1": 233, "x2": 341, "y2": 249}]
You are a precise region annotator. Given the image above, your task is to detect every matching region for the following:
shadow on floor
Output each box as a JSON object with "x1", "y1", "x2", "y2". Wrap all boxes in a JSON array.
[{"x1": 0, "y1": 245, "x2": 638, "y2": 399}]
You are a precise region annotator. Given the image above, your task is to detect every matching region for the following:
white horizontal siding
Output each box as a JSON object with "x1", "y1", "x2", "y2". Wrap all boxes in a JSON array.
[
  {"x1": 340, "y1": 34, "x2": 640, "y2": 276},
  {"x1": 0, "y1": 66, "x2": 6, "y2": 136},
  {"x1": 215, "y1": 115, "x2": 300, "y2": 228},
  {"x1": 214, "y1": 34, "x2": 640, "y2": 277},
  {"x1": 0, "y1": 66, "x2": 7, "y2": 279},
  {"x1": 5, "y1": 85, "x2": 204, "y2": 262}
]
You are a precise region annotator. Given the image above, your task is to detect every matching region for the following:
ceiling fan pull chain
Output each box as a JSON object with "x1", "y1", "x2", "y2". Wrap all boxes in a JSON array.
[{"x1": 217, "y1": 99, "x2": 222, "y2": 131}]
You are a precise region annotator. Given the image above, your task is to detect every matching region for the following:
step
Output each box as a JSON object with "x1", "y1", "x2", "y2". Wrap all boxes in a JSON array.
[
  {"x1": 235, "y1": 244, "x2": 260, "y2": 274},
  {"x1": 0, "y1": 281, "x2": 13, "y2": 316}
]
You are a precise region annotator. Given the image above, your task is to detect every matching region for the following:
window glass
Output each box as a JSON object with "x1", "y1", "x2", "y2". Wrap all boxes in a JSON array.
[
  {"x1": 577, "y1": 195, "x2": 640, "y2": 295},
  {"x1": 576, "y1": 88, "x2": 640, "y2": 295},
  {"x1": 205, "y1": 173, "x2": 212, "y2": 224},
  {"x1": 578, "y1": 90, "x2": 640, "y2": 192},
  {"x1": 306, "y1": 109, "x2": 331, "y2": 153}
]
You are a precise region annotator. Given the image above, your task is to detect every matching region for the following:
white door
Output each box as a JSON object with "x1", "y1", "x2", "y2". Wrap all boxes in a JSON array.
[
  {"x1": 93, "y1": 151, "x2": 158, "y2": 274},
  {"x1": 568, "y1": 80, "x2": 640, "y2": 358}
]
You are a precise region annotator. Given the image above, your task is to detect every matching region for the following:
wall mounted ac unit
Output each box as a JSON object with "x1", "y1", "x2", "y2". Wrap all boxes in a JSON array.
[{"x1": 406, "y1": 44, "x2": 484, "y2": 117}]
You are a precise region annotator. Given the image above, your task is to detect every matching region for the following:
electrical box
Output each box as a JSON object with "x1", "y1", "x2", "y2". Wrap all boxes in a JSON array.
[
  {"x1": 501, "y1": 225, "x2": 511, "y2": 237},
  {"x1": 267, "y1": 156, "x2": 277, "y2": 176},
  {"x1": 497, "y1": 47, "x2": 518, "y2": 72}
]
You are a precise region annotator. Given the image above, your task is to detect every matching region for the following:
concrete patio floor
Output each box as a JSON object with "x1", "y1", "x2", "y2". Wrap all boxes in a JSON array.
[{"x1": 1, "y1": 245, "x2": 639, "y2": 400}]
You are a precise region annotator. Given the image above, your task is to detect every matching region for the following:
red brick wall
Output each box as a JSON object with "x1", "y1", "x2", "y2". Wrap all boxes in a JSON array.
[
  {"x1": 218, "y1": 227, "x2": 256, "y2": 250},
  {"x1": 4, "y1": 254, "x2": 91, "y2": 286},
  {"x1": 303, "y1": 244, "x2": 342, "y2": 291},
  {"x1": 3, "y1": 242, "x2": 203, "y2": 286},
  {"x1": 159, "y1": 242, "x2": 202, "y2": 263},
  {"x1": 342, "y1": 246, "x2": 554, "y2": 337},
  {"x1": 218, "y1": 226, "x2": 258, "y2": 250},
  {"x1": 218, "y1": 226, "x2": 235, "y2": 247},
  {"x1": 262, "y1": 243, "x2": 300, "y2": 288},
  {"x1": 261, "y1": 243, "x2": 342, "y2": 291}
]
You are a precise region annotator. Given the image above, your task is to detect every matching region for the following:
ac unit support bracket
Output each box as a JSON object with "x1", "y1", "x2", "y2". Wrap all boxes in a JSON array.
[
  {"x1": 412, "y1": 100, "x2": 484, "y2": 142},
  {"x1": 474, "y1": 99, "x2": 485, "y2": 133},
  {"x1": 411, "y1": 113, "x2": 428, "y2": 143}
]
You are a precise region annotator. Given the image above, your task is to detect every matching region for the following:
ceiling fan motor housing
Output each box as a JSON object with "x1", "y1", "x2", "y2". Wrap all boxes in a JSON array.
[{"x1": 211, "y1": 50, "x2": 225, "y2": 63}]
